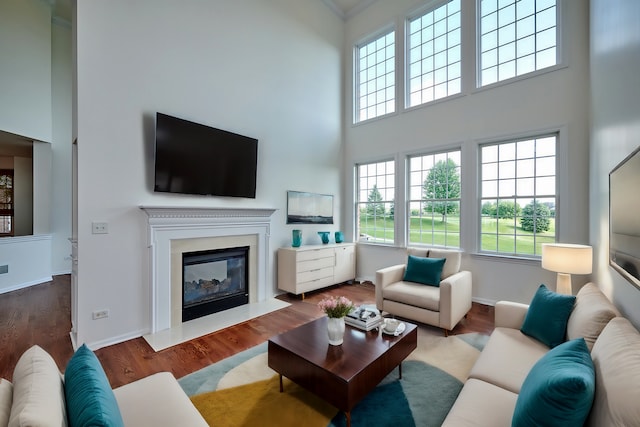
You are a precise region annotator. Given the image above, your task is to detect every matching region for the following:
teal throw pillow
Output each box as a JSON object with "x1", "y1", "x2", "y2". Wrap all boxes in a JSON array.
[
  {"x1": 512, "y1": 338, "x2": 595, "y2": 427},
  {"x1": 64, "y1": 344, "x2": 125, "y2": 427},
  {"x1": 403, "y1": 255, "x2": 446, "y2": 287},
  {"x1": 521, "y1": 284, "x2": 575, "y2": 348}
]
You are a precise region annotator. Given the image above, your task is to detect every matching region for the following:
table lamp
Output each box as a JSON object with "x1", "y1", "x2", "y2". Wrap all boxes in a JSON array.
[{"x1": 541, "y1": 243, "x2": 593, "y2": 295}]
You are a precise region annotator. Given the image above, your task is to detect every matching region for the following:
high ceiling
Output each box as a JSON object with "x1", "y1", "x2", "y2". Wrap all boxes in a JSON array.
[{"x1": 51, "y1": 0, "x2": 376, "y2": 23}]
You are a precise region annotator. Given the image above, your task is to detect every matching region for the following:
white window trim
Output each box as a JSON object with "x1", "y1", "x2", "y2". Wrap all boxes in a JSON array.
[{"x1": 474, "y1": 0, "x2": 566, "y2": 90}]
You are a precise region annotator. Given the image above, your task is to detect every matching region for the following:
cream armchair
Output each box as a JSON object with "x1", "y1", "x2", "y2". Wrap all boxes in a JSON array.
[{"x1": 375, "y1": 247, "x2": 472, "y2": 336}]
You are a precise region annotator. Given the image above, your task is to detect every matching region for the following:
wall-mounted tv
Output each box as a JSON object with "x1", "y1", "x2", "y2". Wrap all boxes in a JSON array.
[
  {"x1": 154, "y1": 112, "x2": 258, "y2": 198},
  {"x1": 609, "y1": 145, "x2": 640, "y2": 289}
]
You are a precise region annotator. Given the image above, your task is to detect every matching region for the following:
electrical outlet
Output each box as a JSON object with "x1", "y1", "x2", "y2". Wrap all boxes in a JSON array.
[
  {"x1": 92, "y1": 222, "x2": 108, "y2": 234},
  {"x1": 92, "y1": 309, "x2": 109, "y2": 320}
]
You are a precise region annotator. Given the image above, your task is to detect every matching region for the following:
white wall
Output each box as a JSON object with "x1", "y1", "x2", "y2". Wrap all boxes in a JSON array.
[
  {"x1": 51, "y1": 22, "x2": 73, "y2": 274},
  {"x1": 590, "y1": 0, "x2": 640, "y2": 328},
  {"x1": 0, "y1": 0, "x2": 52, "y2": 143},
  {"x1": 0, "y1": 235, "x2": 52, "y2": 293},
  {"x1": 74, "y1": 0, "x2": 344, "y2": 347},
  {"x1": 345, "y1": 0, "x2": 591, "y2": 304}
]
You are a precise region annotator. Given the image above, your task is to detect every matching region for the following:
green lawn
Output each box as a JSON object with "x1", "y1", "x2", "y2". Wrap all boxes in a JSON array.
[{"x1": 359, "y1": 214, "x2": 555, "y2": 255}]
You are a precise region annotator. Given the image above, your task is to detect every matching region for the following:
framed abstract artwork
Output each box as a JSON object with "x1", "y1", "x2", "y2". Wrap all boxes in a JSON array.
[{"x1": 286, "y1": 191, "x2": 334, "y2": 224}]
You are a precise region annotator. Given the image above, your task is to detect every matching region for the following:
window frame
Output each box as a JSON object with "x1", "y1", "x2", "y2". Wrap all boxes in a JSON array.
[
  {"x1": 0, "y1": 169, "x2": 14, "y2": 237},
  {"x1": 353, "y1": 26, "x2": 397, "y2": 124},
  {"x1": 407, "y1": 148, "x2": 463, "y2": 249},
  {"x1": 476, "y1": 0, "x2": 563, "y2": 89},
  {"x1": 478, "y1": 132, "x2": 559, "y2": 258},
  {"x1": 355, "y1": 159, "x2": 396, "y2": 245},
  {"x1": 405, "y1": 0, "x2": 463, "y2": 109}
]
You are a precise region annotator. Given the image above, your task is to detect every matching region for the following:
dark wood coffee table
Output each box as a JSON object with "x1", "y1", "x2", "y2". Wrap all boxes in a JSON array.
[{"x1": 268, "y1": 317, "x2": 417, "y2": 427}]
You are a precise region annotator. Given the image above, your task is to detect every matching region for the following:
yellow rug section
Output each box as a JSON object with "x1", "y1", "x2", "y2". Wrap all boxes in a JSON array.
[{"x1": 190, "y1": 374, "x2": 338, "y2": 427}]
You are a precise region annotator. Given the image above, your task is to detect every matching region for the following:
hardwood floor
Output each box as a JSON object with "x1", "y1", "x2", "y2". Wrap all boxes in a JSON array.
[{"x1": 0, "y1": 275, "x2": 494, "y2": 388}]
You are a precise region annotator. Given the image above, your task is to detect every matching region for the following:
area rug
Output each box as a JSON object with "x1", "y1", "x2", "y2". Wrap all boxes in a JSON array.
[{"x1": 178, "y1": 328, "x2": 488, "y2": 427}]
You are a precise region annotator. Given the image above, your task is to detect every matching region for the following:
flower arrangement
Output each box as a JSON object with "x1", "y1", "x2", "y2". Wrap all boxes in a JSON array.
[{"x1": 317, "y1": 295, "x2": 354, "y2": 318}]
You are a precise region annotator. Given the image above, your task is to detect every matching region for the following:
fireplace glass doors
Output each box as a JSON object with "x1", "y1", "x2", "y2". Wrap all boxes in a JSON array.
[{"x1": 182, "y1": 246, "x2": 249, "y2": 322}]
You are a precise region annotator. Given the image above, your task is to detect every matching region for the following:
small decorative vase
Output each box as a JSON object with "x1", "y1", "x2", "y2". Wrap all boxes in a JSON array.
[
  {"x1": 335, "y1": 231, "x2": 344, "y2": 243},
  {"x1": 318, "y1": 231, "x2": 330, "y2": 244},
  {"x1": 327, "y1": 316, "x2": 346, "y2": 345},
  {"x1": 292, "y1": 229, "x2": 302, "y2": 247}
]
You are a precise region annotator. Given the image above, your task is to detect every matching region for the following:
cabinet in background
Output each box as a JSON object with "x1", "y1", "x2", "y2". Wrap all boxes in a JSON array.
[{"x1": 277, "y1": 243, "x2": 356, "y2": 298}]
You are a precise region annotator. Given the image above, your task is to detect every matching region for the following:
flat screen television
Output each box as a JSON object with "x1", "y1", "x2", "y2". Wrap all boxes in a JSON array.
[
  {"x1": 609, "y1": 145, "x2": 640, "y2": 288},
  {"x1": 154, "y1": 112, "x2": 258, "y2": 198}
]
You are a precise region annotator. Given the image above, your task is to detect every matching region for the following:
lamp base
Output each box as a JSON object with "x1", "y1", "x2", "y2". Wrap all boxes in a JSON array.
[{"x1": 556, "y1": 273, "x2": 573, "y2": 295}]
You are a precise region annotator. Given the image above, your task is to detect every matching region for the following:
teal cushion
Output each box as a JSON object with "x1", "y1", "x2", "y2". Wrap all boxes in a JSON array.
[
  {"x1": 403, "y1": 255, "x2": 446, "y2": 287},
  {"x1": 64, "y1": 344, "x2": 125, "y2": 427},
  {"x1": 521, "y1": 284, "x2": 575, "y2": 348},
  {"x1": 512, "y1": 338, "x2": 595, "y2": 427}
]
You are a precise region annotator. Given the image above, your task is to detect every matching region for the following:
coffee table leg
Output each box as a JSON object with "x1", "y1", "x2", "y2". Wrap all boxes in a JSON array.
[
  {"x1": 399, "y1": 362, "x2": 402, "y2": 379},
  {"x1": 345, "y1": 411, "x2": 351, "y2": 427},
  {"x1": 279, "y1": 374, "x2": 283, "y2": 392}
]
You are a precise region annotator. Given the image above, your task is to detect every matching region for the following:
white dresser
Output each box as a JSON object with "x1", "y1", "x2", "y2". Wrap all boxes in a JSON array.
[{"x1": 277, "y1": 243, "x2": 356, "y2": 297}]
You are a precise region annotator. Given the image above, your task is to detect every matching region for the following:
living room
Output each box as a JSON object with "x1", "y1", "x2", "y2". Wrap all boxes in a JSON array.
[{"x1": 1, "y1": 0, "x2": 639, "y2": 366}]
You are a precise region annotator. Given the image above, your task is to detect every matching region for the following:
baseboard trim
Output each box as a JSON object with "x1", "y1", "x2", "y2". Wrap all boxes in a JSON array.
[{"x1": 0, "y1": 276, "x2": 53, "y2": 295}]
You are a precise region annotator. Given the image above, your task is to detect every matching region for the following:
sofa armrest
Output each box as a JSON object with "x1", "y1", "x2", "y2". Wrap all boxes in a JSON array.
[
  {"x1": 113, "y1": 372, "x2": 208, "y2": 427},
  {"x1": 439, "y1": 270, "x2": 472, "y2": 331},
  {"x1": 495, "y1": 301, "x2": 529, "y2": 329},
  {"x1": 375, "y1": 264, "x2": 406, "y2": 309}
]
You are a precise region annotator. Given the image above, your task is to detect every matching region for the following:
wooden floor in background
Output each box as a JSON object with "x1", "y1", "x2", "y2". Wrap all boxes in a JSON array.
[{"x1": 0, "y1": 275, "x2": 494, "y2": 388}]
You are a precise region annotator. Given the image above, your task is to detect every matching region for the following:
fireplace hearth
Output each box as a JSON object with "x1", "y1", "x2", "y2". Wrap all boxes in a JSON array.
[{"x1": 182, "y1": 246, "x2": 249, "y2": 322}]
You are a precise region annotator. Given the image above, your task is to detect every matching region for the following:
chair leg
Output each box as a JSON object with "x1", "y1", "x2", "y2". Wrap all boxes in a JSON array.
[{"x1": 443, "y1": 328, "x2": 449, "y2": 337}]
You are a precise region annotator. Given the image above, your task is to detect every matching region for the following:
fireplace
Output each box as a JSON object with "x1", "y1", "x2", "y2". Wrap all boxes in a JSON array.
[{"x1": 182, "y1": 246, "x2": 249, "y2": 322}]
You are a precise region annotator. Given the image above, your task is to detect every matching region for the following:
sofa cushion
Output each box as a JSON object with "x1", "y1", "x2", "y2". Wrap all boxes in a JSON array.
[
  {"x1": 64, "y1": 344, "x2": 124, "y2": 427},
  {"x1": 9, "y1": 345, "x2": 67, "y2": 427},
  {"x1": 403, "y1": 255, "x2": 446, "y2": 287},
  {"x1": 468, "y1": 327, "x2": 549, "y2": 394},
  {"x1": 586, "y1": 317, "x2": 640, "y2": 427},
  {"x1": 521, "y1": 284, "x2": 575, "y2": 348},
  {"x1": 566, "y1": 282, "x2": 619, "y2": 351},
  {"x1": 512, "y1": 338, "x2": 595, "y2": 427},
  {"x1": 428, "y1": 248, "x2": 461, "y2": 280},
  {"x1": 382, "y1": 281, "x2": 440, "y2": 311},
  {"x1": 113, "y1": 372, "x2": 208, "y2": 426},
  {"x1": 441, "y1": 378, "x2": 518, "y2": 427},
  {"x1": 0, "y1": 379, "x2": 12, "y2": 427}
]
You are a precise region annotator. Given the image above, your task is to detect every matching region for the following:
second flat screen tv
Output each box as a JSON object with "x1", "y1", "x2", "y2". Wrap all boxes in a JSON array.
[{"x1": 154, "y1": 112, "x2": 258, "y2": 198}]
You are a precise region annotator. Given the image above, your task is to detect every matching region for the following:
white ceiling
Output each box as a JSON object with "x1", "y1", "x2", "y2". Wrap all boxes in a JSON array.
[{"x1": 52, "y1": 0, "x2": 376, "y2": 23}]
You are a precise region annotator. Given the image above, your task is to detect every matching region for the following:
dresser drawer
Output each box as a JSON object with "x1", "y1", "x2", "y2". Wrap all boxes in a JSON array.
[
  {"x1": 296, "y1": 248, "x2": 334, "y2": 262},
  {"x1": 297, "y1": 266, "x2": 334, "y2": 284},
  {"x1": 297, "y1": 256, "x2": 334, "y2": 273},
  {"x1": 297, "y1": 275, "x2": 335, "y2": 293}
]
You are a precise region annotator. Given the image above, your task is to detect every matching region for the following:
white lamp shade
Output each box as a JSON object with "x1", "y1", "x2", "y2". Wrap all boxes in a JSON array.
[{"x1": 542, "y1": 243, "x2": 593, "y2": 274}]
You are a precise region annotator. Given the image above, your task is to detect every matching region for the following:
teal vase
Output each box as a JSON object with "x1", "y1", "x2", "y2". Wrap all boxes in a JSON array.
[
  {"x1": 292, "y1": 230, "x2": 302, "y2": 247},
  {"x1": 318, "y1": 231, "x2": 330, "y2": 244},
  {"x1": 335, "y1": 231, "x2": 344, "y2": 243}
]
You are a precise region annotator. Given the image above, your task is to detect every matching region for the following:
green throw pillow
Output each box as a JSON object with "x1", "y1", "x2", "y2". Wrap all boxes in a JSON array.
[
  {"x1": 403, "y1": 255, "x2": 446, "y2": 287},
  {"x1": 512, "y1": 338, "x2": 595, "y2": 427},
  {"x1": 521, "y1": 284, "x2": 575, "y2": 348},
  {"x1": 64, "y1": 344, "x2": 125, "y2": 427}
]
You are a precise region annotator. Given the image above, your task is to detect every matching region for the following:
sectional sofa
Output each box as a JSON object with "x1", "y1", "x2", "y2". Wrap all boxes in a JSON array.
[
  {"x1": 442, "y1": 282, "x2": 640, "y2": 426},
  {"x1": 0, "y1": 344, "x2": 207, "y2": 427}
]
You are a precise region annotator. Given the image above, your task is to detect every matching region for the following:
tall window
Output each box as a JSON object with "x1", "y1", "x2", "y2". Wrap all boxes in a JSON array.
[
  {"x1": 479, "y1": 0, "x2": 557, "y2": 86},
  {"x1": 407, "y1": 0, "x2": 461, "y2": 107},
  {"x1": 355, "y1": 30, "x2": 395, "y2": 123},
  {"x1": 0, "y1": 170, "x2": 14, "y2": 236},
  {"x1": 480, "y1": 134, "x2": 557, "y2": 256},
  {"x1": 408, "y1": 150, "x2": 461, "y2": 247},
  {"x1": 356, "y1": 160, "x2": 395, "y2": 243}
]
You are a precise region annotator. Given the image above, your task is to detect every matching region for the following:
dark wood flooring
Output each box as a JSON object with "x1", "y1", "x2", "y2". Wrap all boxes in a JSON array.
[{"x1": 0, "y1": 275, "x2": 494, "y2": 388}]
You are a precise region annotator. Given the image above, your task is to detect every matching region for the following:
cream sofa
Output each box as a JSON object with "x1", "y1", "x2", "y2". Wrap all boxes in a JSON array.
[
  {"x1": 442, "y1": 283, "x2": 640, "y2": 426},
  {"x1": 375, "y1": 247, "x2": 472, "y2": 335},
  {"x1": 0, "y1": 344, "x2": 207, "y2": 427}
]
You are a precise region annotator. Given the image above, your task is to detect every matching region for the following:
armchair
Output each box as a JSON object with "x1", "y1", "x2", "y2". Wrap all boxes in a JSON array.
[{"x1": 375, "y1": 247, "x2": 472, "y2": 336}]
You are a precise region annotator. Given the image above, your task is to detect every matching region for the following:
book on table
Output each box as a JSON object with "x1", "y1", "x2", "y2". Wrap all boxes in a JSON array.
[{"x1": 346, "y1": 304, "x2": 382, "y2": 331}]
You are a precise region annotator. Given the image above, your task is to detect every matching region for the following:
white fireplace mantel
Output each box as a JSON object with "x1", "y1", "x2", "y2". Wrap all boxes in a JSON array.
[{"x1": 140, "y1": 206, "x2": 277, "y2": 334}]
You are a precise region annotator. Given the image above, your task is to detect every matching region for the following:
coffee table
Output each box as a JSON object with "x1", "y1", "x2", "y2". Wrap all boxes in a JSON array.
[{"x1": 268, "y1": 317, "x2": 417, "y2": 427}]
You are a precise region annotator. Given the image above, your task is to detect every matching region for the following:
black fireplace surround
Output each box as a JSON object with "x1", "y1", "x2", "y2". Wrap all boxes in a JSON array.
[{"x1": 182, "y1": 246, "x2": 249, "y2": 322}]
